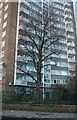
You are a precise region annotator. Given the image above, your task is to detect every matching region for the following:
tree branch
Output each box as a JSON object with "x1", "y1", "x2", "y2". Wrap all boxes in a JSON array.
[
  {"x1": 30, "y1": 20, "x2": 42, "y2": 40},
  {"x1": 41, "y1": 63, "x2": 51, "y2": 69},
  {"x1": 18, "y1": 46, "x2": 38, "y2": 71},
  {"x1": 41, "y1": 51, "x2": 58, "y2": 62},
  {"x1": 17, "y1": 66, "x2": 37, "y2": 82},
  {"x1": 42, "y1": 38, "x2": 59, "y2": 53},
  {"x1": 19, "y1": 29, "x2": 39, "y2": 51}
]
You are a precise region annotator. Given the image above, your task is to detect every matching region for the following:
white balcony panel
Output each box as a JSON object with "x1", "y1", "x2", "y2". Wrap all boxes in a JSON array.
[
  {"x1": 65, "y1": 8, "x2": 72, "y2": 13},
  {"x1": 65, "y1": 2, "x2": 71, "y2": 6},
  {"x1": 65, "y1": 14, "x2": 72, "y2": 19},
  {"x1": 19, "y1": 16, "x2": 29, "y2": 22},
  {"x1": 67, "y1": 35, "x2": 74, "y2": 39},
  {"x1": 66, "y1": 28, "x2": 73, "y2": 32},
  {"x1": 67, "y1": 42, "x2": 75, "y2": 47},
  {"x1": 68, "y1": 50, "x2": 75, "y2": 54}
]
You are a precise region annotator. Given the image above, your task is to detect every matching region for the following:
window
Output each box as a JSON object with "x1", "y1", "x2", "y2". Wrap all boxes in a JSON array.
[
  {"x1": 50, "y1": 61, "x2": 55, "y2": 65},
  {"x1": 3, "y1": 21, "x2": 7, "y2": 28},
  {"x1": 0, "y1": 19, "x2": 1, "y2": 23},
  {"x1": 63, "y1": 80, "x2": 66, "y2": 84},
  {"x1": 54, "y1": 80, "x2": 56, "y2": 83},
  {"x1": 59, "y1": 18, "x2": 64, "y2": 22},
  {"x1": 0, "y1": 51, "x2": 4, "y2": 58},
  {"x1": 59, "y1": 39, "x2": 66, "y2": 44},
  {"x1": 29, "y1": 11, "x2": 34, "y2": 16},
  {"x1": 0, "y1": 73, "x2": 2, "y2": 80},
  {"x1": 57, "y1": 80, "x2": 60, "y2": 84},
  {"x1": 38, "y1": 2, "x2": 42, "y2": 7},
  {"x1": 29, "y1": 3, "x2": 36, "y2": 10},
  {"x1": 0, "y1": 3, "x2": 3, "y2": 8},
  {"x1": 59, "y1": 54, "x2": 67, "y2": 59},
  {"x1": 0, "y1": 10, "x2": 2, "y2": 15},
  {"x1": 4, "y1": 4, "x2": 8, "y2": 11},
  {"x1": 4, "y1": 13, "x2": 8, "y2": 19},
  {"x1": 57, "y1": 62, "x2": 68, "y2": 67},
  {"x1": 5, "y1": 0, "x2": 8, "y2": 2},
  {"x1": 0, "y1": 62, "x2": 3, "y2": 69},
  {"x1": 51, "y1": 70, "x2": 68, "y2": 75},
  {"x1": 2, "y1": 41, "x2": 5, "y2": 47},
  {"x1": 16, "y1": 76, "x2": 20, "y2": 80},
  {"x1": 2, "y1": 31, "x2": 6, "y2": 38}
]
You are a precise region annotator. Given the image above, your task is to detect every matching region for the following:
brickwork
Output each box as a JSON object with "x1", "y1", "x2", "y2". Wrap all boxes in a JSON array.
[{"x1": 1, "y1": 2, "x2": 18, "y2": 91}]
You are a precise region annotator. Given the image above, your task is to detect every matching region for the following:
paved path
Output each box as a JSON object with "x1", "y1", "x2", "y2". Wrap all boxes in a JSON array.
[{"x1": 1, "y1": 110, "x2": 77, "y2": 119}]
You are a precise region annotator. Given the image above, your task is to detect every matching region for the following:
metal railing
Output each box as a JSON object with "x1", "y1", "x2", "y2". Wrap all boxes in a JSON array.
[{"x1": 2, "y1": 86, "x2": 76, "y2": 105}]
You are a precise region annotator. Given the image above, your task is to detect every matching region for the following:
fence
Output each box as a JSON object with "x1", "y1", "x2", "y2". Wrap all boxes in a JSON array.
[{"x1": 2, "y1": 86, "x2": 76, "y2": 105}]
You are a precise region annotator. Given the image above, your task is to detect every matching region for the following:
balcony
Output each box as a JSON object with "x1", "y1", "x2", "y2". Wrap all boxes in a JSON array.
[
  {"x1": 69, "y1": 64, "x2": 75, "y2": 70},
  {"x1": 20, "y1": 6, "x2": 28, "y2": 14},
  {"x1": 68, "y1": 49, "x2": 75, "y2": 55},
  {"x1": 68, "y1": 57, "x2": 76, "y2": 63},
  {"x1": 65, "y1": 21, "x2": 72, "y2": 25},
  {"x1": 19, "y1": 25, "x2": 24, "y2": 30},
  {"x1": 15, "y1": 79, "x2": 27, "y2": 85},
  {"x1": 19, "y1": 35, "x2": 26, "y2": 40},
  {"x1": 69, "y1": 67, "x2": 75, "y2": 71},
  {"x1": 16, "y1": 69, "x2": 24, "y2": 74},
  {"x1": 65, "y1": 8, "x2": 71, "y2": 13},
  {"x1": 19, "y1": 16, "x2": 29, "y2": 22},
  {"x1": 65, "y1": 2, "x2": 71, "y2": 7},
  {"x1": 65, "y1": 14, "x2": 72, "y2": 19},
  {"x1": 17, "y1": 56, "x2": 24, "y2": 62},
  {"x1": 66, "y1": 28, "x2": 73, "y2": 32},
  {"x1": 67, "y1": 42, "x2": 75, "y2": 47},
  {"x1": 67, "y1": 35, "x2": 74, "y2": 39}
]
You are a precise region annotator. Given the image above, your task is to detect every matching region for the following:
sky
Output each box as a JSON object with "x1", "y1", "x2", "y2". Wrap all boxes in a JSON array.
[{"x1": 73, "y1": 0, "x2": 77, "y2": 13}]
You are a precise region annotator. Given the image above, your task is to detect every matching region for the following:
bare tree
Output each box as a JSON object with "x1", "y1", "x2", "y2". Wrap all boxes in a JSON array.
[
  {"x1": 17, "y1": 5, "x2": 64, "y2": 95},
  {"x1": 67, "y1": 63, "x2": 77, "y2": 104}
]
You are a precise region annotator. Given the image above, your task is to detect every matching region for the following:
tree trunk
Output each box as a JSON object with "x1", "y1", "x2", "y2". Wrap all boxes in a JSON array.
[
  {"x1": 35, "y1": 70, "x2": 41, "y2": 104},
  {"x1": 35, "y1": 51, "x2": 42, "y2": 103}
]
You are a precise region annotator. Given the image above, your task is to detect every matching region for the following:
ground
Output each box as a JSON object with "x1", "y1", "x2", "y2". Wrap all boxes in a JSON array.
[{"x1": 1, "y1": 110, "x2": 77, "y2": 119}]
